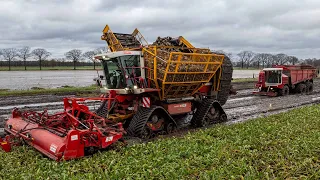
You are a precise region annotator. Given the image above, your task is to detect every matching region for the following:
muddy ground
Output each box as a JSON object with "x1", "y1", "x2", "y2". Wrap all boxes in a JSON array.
[{"x1": 1, "y1": 79, "x2": 320, "y2": 136}]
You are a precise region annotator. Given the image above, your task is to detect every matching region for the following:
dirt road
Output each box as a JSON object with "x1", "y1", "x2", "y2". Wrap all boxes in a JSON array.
[{"x1": 1, "y1": 79, "x2": 320, "y2": 135}]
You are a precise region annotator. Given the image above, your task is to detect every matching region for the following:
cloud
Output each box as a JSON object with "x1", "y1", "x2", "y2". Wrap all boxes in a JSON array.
[{"x1": 0, "y1": 0, "x2": 319, "y2": 59}]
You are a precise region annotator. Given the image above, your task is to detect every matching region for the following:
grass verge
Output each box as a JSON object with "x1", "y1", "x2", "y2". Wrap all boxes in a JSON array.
[
  {"x1": 0, "y1": 105, "x2": 319, "y2": 179},
  {"x1": 0, "y1": 85, "x2": 98, "y2": 97}
]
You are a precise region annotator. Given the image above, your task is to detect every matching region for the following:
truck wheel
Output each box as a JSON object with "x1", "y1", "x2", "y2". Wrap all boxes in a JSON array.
[
  {"x1": 0, "y1": 128, "x2": 7, "y2": 138},
  {"x1": 306, "y1": 82, "x2": 313, "y2": 93},
  {"x1": 296, "y1": 83, "x2": 306, "y2": 94},
  {"x1": 280, "y1": 85, "x2": 289, "y2": 96}
]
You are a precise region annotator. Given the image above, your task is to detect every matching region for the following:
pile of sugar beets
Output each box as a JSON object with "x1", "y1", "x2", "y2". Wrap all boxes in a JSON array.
[{"x1": 146, "y1": 36, "x2": 233, "y2": 105}]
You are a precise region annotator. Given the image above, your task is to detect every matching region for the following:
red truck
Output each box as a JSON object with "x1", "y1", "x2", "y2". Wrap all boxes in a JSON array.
[{"x1": 253, "y1": 65, "x2": 318, "y2": 96}]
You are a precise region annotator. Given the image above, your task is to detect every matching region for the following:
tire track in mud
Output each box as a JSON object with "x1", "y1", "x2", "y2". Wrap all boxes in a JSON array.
[
  {"x1": 1, "y1": 81, "x2": 320, "y2": 137},
  {"x1": 1, "y1": 91, "x2": 320, "y2": 125},
  {"x1": 0, "y1": 94, "x2": 77, "y2": 106}
]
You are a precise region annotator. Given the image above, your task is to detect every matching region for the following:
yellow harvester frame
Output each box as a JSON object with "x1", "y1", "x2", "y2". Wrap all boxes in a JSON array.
[
  {"x1": 142, "y1": 46, "x2": 224, "y2": 100},
  {"x1": 101, "y1": 25, "x2": 148, "y2": 52}
]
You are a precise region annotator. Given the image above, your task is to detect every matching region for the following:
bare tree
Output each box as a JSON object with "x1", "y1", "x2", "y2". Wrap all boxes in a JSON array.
[
  {"x1": 56, "y1": 58, "x2": 66, "y2": 67},
  {"x1": 1, "y1": 48, "x2": 18, "y2": 71},
  {"x1": 17, "y1": 46, "x2": 31, "y2": 70},
  {"x1": 273, "y1": 53, "x2": 289, "y2": 65},
  {"x1": 237, "y1": 51, "x2": 255, "y2": 69},
  {"x1": 254, "y1": 53, "x2": 273, "y2": 68},
  {"x1": 95, "y1": 47, "x2": 106, "y2": 54},
  {"x1": 65, "y1": 49, "x2": 82, "y2": 70},
  {"x1": 247, "y1": 52, "x2": 255, "y2": 68},
  {"x1": 253, "y1": 54, "x2": 262, "y2": 69},
  {"x1": 32, "y1": 48, "x2": 51, "y2": 70},
  {"x1": 287, "y1": 56, "x2": 299, "y2": 65},
  {"x1": 213, "y1": 50, "x2": 233, "y2": 60},
  {"x1": 83, "y1": 51, "x2": 97, "y2": 69}
]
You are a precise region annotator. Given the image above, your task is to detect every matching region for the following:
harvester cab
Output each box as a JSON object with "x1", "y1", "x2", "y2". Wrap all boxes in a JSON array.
[{"x1": 95, "y1": 51, "x2": 146, "y2": 92}]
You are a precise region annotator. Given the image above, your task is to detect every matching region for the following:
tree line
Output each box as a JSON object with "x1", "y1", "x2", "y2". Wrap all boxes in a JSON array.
[
  {"x1": 0, "y1": 47, "x2": 318, "y2": 71},
  {"x1": 213, "y1": 50, "x2": 302, "y2": 69},
  {"x1": 0, "y1": 46, "x2": 105, "y2": 70}
]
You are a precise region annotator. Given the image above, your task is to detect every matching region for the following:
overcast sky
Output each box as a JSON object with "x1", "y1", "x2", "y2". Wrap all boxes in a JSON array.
[{"x1": 0, "y1": 0, "x2": 320, "y2": 59}]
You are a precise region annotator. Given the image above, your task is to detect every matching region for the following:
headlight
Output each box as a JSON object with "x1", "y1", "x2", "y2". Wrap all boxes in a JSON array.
[
  {"x1": 125, "y1": 87, "x2": 130, "y2": 91},
  {"x1": 133, "y1": 85, "x2": 138, "y2": 89}
]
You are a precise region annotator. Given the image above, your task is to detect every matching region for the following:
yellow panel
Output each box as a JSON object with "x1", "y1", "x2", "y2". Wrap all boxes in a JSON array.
[
  {"x1": 143, "y1": 46, "x2": 224, "y2": 100},
  {"x1": 132, "y1": 28, "x2": 149, "y2": 46},
  {"x1": 178, "y1": 36, "x2": 195, "y2": 49}
]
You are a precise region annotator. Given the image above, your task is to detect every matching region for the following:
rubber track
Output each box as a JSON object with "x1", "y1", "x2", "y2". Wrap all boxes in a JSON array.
[
  {"x1": 126, "y1": 106, "x2": 157, "y2": 137},
  {"x1": 191, "y1": 99, "x2": 215, "y2": 127},
  {"x1": 216, "y1": 56, "x2": 233, "y2": 106}
]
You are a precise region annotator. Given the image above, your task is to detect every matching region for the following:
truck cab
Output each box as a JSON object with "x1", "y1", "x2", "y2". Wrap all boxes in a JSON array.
[
  {"x1": 256, "y1": 68, "x2": 287, "y2": 87},
  {"x1": 254, "y1": 68, "x2": 289, "y2": 96}
]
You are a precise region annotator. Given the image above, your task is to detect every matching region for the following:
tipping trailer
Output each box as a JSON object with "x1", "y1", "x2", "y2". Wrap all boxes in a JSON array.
[
  {"x1": 253, "y1": 65, "x2": 317, "y2": 96},
  {"x1": 1, "y1": 25, "x2": 234, "y2": 161}
]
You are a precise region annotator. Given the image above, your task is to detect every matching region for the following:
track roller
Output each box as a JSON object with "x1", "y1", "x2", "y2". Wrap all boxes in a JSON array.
[
  {"x1": 126, "y1": 106, "x2": 177, "y2": 139},
  {"x1": 191, "y1": 99, "x2": 227, "y2": 127}
]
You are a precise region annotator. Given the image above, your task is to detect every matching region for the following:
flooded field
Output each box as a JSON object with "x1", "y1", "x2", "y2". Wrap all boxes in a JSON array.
[
  {"x1": 0, "y1": 70, "x2": 101, "y2": 90},
  {"x1": 0, "y1": 70, "x2": 260, "y2": 90}
]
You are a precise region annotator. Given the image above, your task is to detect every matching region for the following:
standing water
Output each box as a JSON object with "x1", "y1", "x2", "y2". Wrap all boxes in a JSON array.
[{"x1": 0, "y1": 70, "x2": 260, "y2": 90}]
